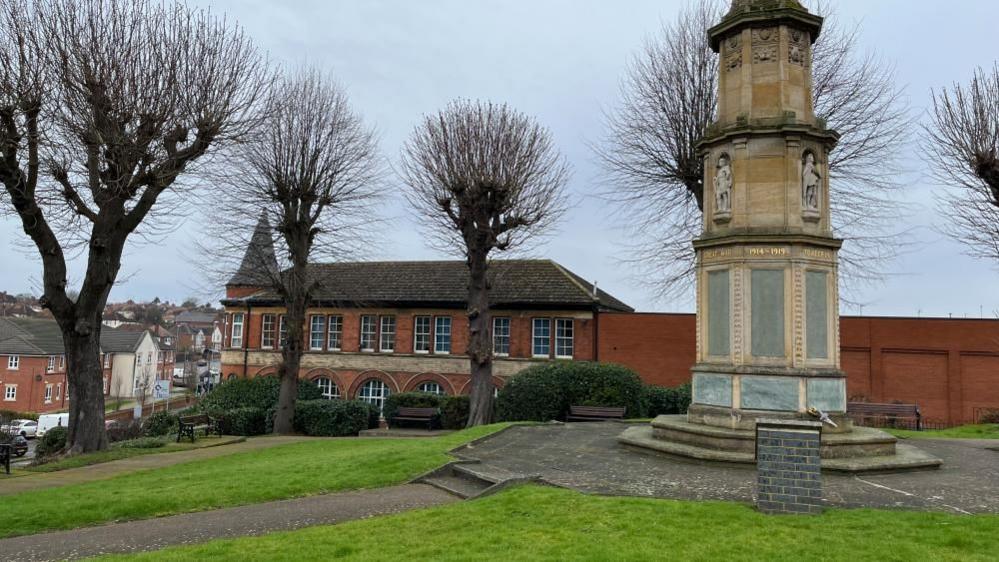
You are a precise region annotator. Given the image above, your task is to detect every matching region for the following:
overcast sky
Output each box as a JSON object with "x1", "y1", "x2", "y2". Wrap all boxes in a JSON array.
[{"x1": 2, "y1": 0, "x2": 998, "y2": 317}]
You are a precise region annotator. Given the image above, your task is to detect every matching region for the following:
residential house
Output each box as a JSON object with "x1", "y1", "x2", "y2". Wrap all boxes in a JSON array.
[
  {"x1": 0, "y1": 318, "x2": 71, "y2": 413},
  {"x1": 101, "y1": 329, "x2": 165, "y2": 400}
]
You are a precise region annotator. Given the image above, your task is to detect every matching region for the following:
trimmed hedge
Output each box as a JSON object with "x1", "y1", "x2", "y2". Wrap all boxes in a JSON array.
[
  {"x1": 220, "y1": 407, "x2": 268, "y2": 436},
  {"x1": 0, "y1": 409, "x2": 39, "y2": 422},
  {"x1": 642, "y1": 383, "x2": 692, "y2": 418},
  {"x1": 198, "y1": 376, "x2": 322, "y2": 413},
  {"x1": 382, "y1": 392, "x2": 470, "y2": 429},
  {"x1": 293, "y1": 399, "x2": 373, "y2": 436},
  {"x1": 142, "y1": 411, "x2": 179, "y2": 437},
  {"x1": 107, "y1": 420, "x2": 144, "y2": 443},
  {"x1": 36, "y1": 426, "x2": 67, "y2": 458},
  {"x1": 497, "y1": 362, "x2": 645, "y2": 422}
]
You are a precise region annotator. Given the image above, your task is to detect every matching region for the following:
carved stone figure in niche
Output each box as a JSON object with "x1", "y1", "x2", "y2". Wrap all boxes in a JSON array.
[
  {"x1": 715, "y1": 154, "x2": 733, "y2": 214},
  {"x1": 801, "y1": 152, "x2": 821, "y2": 211},
  {"x1": 788, "y1": 29, "x2": 806, "y2": 65}
]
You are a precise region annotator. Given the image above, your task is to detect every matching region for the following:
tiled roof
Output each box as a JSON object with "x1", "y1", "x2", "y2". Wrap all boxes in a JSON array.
[
  {"x1": 228, "y1": 211, "x2": 280, "y2": 287},
  {"x1": 0, "y1": 318, "x2": 66, "y2": 355},
  {"x1": 99, "y1": 328, "x2": 148, "y2": 353},
  {"x1": 174, "y1": 311, "x2": 219, "y2": 325},
  {"x1": 225, "y1": 260, "x2": 633, "y2": 312}
]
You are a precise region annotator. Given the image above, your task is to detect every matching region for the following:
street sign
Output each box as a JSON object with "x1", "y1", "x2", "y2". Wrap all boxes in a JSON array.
[{"x1": 153, "y1": 379, "x2": 171, "y2": 400}]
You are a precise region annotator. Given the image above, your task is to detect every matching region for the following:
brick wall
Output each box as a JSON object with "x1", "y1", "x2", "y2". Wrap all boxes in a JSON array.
[
  {"x1": 0, "y1": 355, "x2": 69, "y2": 414},
  {"x1": 597, "y1": 313, "x2": 999, "y2": 425}
]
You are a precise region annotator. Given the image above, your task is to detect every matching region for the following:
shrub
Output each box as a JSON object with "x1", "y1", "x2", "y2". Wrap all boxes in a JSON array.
[
  {"x1": 143, "y1": 411, "x2": 179, "y2": 437},
  {"x1": 643, "y1": 383, "x2": 692, "y2": 418},
  {"x1": 113, "y1": 437, "x2": 166, "y2": 449},
  {"x1": 107, "y1": 420, "x2": 144, "y2": 442},
  {"x1": 293, "y1": 399, "x2": 371, "y2": 436},
  {"x1": 220, "y1": 407, "x2": 267, "y2": 436},
  {"x1": 383, "y1": 392, "x2": 442, "y2": 423},
  {"x1": 0, "y1": 409, "x2": 39, "y2": 422},
  {"x1": 978, "y1": 408, "x2": 999, "y2": 425},
  {"x1": 440, "y1": 395, "x2": 470, "y2": 429},
  {"x1": 497, "y1": 362, "x2": 645, "y2": 422},
  {"x1": 198, "y1": 376, "x2": 322, "y2": 413},
  {"x1": 365, "y1": 402, "x2": 381, "y2": 429},
  {"x1": 36, "y1": 426, "x2": 68, "y2": 457}
]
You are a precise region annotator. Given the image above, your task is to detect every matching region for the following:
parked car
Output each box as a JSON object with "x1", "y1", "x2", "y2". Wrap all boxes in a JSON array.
[
  {"x1": 36, "y1": 413, "x2": 69, "y2": 438},
  {"x1": 0, "y1": 419, "x2": 37, "y2": 438},
  {"x1": 10, "y1": 435, "x2": 28, "y2": 457}
]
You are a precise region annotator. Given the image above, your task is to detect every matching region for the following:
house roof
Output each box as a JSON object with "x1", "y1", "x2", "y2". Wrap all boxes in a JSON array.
[
  {"x1": 223, "y1": 260, "x2": 633, "y2": 312},
  {"x1": 0, "y1": 317, "x2": 66, "y2": 355},
  {"x1": 174, "y1": 311, "x2": 219, "y2": 325},
  {"x1": 99, "y1": 328, "x2": 149, "y2": 353},
  {"x1": 228, "y1": 211, "x2": 280, "y2": 287}
]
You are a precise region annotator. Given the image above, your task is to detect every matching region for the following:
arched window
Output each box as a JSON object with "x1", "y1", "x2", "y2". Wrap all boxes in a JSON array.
[
  {"x1": 227, "y1": 373, "x2": 237, "y2": 381},
  {"x1": 417, "y1": 381, "x2": 444, "y2": 395},
  {"x1": 314, "y1": 376, "x2": 340, "y2": 400},
  {"x1": 358, "y1": 379, "x2": 390, "y2": 413}
]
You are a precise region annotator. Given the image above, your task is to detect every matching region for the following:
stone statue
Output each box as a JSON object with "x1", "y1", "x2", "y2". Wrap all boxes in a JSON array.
[
  {"x1": 715, "y1": 155, "x2": 733, "y2": 214},
  {"x1": 801, "y1": 152, "x2": 820, "y2": 211}
]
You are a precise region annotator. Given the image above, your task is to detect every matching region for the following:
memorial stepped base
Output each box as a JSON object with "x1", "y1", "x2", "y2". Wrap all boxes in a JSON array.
[{"x1": 619, "y1": 416, "x2": 943, "y2": 474}]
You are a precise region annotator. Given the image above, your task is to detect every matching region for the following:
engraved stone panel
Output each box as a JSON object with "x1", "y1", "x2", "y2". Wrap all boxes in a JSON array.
[
  {"x1": 807, "y1": 378, "x2": 846, "y2": 412},
  {"x1": 693, "y1": 373, "x2": 733, "y2": 407},
  {"x1": 708, "y1": 270, "x2": 731, "y2": 357},
  {"x1": 741, "y1": 376, "x2": 798, "y2": 411},
  {"x1": 751, "y1": 27, "x2": 778, "y2": 64},
  {"x1": 806, "y1": 270, "x2": 829, "y2": 359},
  {"x1": 751, "y1": 269, "x2": 785, "y2": 357}
]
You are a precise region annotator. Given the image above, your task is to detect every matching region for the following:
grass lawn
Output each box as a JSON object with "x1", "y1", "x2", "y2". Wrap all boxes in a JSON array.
[
  {"x1": 23, "y1": 436, "x2": 242, "y2": 473},
  {"x1": 0, "y1": 424, "x2": 509, "y2": 539},
  {"x1": 94, "y1": 485, "x2": 999, "y2": 562},
  {"x1": 886, "y1": 424, "x2": 999, "y2": 440}
]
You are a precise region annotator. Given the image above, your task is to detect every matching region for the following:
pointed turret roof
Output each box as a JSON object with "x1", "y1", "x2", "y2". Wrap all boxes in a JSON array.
[{"x1": 227, "y1": 211, "x2": 279, "y2": 287}]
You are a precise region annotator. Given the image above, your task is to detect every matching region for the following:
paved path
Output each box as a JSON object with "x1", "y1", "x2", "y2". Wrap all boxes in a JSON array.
[
  {"x1": 0, "y1": 436, "x2": 310, "y2": 496},
  {"x1": 462, "y1": 423, "x2": 999, "y2": 514},
  {"x1": 0, "y1": 483, "x2": 456, "y2": 562}
]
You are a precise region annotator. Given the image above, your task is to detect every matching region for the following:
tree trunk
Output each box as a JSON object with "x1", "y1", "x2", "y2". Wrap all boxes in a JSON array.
[
  {"x1": 63, "y1": 318, "x2": 109, "y2": 453},
  {"x1": 273, "y1": 260, "x2": 309, "y2": 435},
  {"x1": 466, "y1": 252, "x2": 494, "y2": 427}
]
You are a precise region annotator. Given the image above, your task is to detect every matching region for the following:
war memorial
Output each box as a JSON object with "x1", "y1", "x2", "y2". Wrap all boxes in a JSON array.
[{"x1": 620, "y1": 0, "x2": 943, "y2": 473}]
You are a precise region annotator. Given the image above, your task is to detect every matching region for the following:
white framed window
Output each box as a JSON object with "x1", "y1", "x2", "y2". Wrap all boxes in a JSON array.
[
  {"x1": 360, "y1": 315, "x2": 377, "y2": 352},
  {"x1": 358, "y1": 379, "x2": 390, "y2": 413},
  {"x1": 414, "y1": 316, "x2": 431, "y2": 353},
  {"x1": 493, "y1": 317, "x2": 511, "y2": 356},
  {"x1": 310, "y1": 315, "x2": 326, "y2": 351},
  {"x1": 278, "y1": 315, "x2": 288, "y2": 349},
  {"x1": 555, "y1": 318, "x2": 574, "y2": 359},
  {"x1": 4, "y1": 384, "x2": 15, "y2": 401},
  {"x1": 136, "y1": 353, "x2": 142, "y2": 367},
  {"x1": 147, "y1": 351, "x2": 153, "y2": 364},
  {"x1": 231, "y1": 313, "x2": 245, "y2": 348},
  {"x1": 47, "y1": 355, "x2": 56, "y2": 373},
  {"x1": 434, "y1": 316, "x2": 452, "y2": 354},
  {"x1": 59, "y1": 356, "x2": 65, "y2": 370},
  {"x1": 380, "y1": 316, "x2": 396, "y2": 352},
  {"x1": 55, "y1": 383, "x2": 61, "y2": 400},
  {"x1": 103, "y1": 376, "x2": 110, "y2": 394},
  {"x1": 103, "y1": 354, "x2": 110, "y2": 369},
  {"x1": 417, "y1": 381, "x2": 444, "y2": 395},
  {"x1": 44, "y1": 384, "x2": 53, "y2": 403},
  {"x1": 261, "y1": 314, "x2": 276, "y2": 349},
  {"x1": 532, "y1": 318, "x2": 551, "y2": 358},
  {"x1": 7, "y1": 355, "x2": 19, "y2": 370},
  {"x1": 314, "y1": 376, "x2": 340, "y2": 400},
  {"x1": 328, "y1": 315, "x2": 343, "y2": 351}
]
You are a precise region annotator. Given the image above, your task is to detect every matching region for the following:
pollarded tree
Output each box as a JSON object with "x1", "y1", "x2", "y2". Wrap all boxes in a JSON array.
[
  {"x1": 0, "y1": 0, "x2": 266, "y2": 452},
  {"x1": 401, "y1": 101, "x2": 570, "y2": 427},
  {"x1": 211, "y1": 68, "x2": 381, "y2": 434},
  {"x1": 597, "y1": 0, "x2": 910, "y2": 302},
  {"x1": 925, "y1": 66, "x2": 999, "y2": 262}
]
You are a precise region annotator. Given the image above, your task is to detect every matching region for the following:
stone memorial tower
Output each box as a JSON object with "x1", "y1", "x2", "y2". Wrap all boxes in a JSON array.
[{"x1": 620, "y1": 0, "x2": 941, "y2": 471}]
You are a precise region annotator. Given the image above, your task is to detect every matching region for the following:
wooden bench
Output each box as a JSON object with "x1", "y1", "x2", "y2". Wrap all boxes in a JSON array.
[
  {"x1": 177, "y1": 414, "x2": 222, "y2": 443},
  {"x1": 848, "y1": 402, "x2": 922, "y2": 431},
  {"x1": 567, "y1": 406, "x2": 627, "y2": 422},
  {"x1": 0, "y1": 443, "x2": 10, "y2": 475},
  {"x1": 389, "y1": 407, "x2": 439, "y2": 431}
]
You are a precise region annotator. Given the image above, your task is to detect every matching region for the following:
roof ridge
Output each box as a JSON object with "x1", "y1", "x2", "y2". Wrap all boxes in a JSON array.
[{"x1": 547, "y1": 260, "x2": 599, "y2": 304}]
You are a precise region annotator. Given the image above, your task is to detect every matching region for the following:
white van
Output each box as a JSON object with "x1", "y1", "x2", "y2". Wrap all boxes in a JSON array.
[{"x1": 36, "y1": 412, "x2": 70, "y2": 438}]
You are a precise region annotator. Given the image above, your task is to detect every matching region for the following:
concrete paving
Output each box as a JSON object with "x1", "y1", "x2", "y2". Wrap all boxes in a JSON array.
[
  {"x1": 463, "y1": 422, "x2": 999, "y2": 514},
  {"x1": 0, "y1": 483, "x2": 457, "y2": 562},
  {"x1": 0, "y1": 435, "x2": 307, "y2": 496}
]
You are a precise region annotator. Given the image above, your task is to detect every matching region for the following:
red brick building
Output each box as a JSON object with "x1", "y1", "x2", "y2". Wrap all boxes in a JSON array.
[
  {"x1": 221, "y1": 258, "x2": 633, "y2": 412},
  {"x1": 597, "y1": 313, "x2": 999, "y2": 425}
]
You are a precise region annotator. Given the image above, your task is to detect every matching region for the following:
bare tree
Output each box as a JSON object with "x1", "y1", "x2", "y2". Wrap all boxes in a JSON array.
[
  {"x1": 597, "y1": 1, "x2": 910, "y2": 302},
  {"x1": 401, "y1": 100, "x2": 570, "y2": 426},
  {"x1": 0, "y1": 0, "x2": 266, "y2": 452},
  {"x1": 925, "y1": 65, "x2": 999, "y2": 262},
  {"x1": 209, "y1": 68, "x2": 381, "y2": 434}
]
